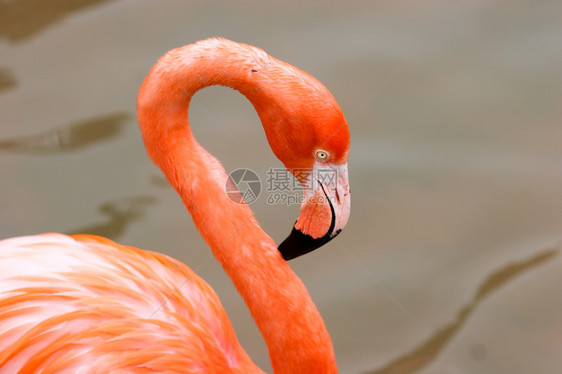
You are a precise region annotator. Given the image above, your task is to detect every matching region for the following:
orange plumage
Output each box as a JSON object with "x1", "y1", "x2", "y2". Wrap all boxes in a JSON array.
[
  {"x1": 0, "y1": 234, "x2": 255, "y2": 373},
  {"x1": 0, "y1": 38, "x2": 350, "y2": 373}
]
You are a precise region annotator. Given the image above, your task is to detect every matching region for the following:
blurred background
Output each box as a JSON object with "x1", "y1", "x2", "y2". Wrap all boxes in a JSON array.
[{"x1": 1, "y1": 0, "x2": 562, "y2": 372}]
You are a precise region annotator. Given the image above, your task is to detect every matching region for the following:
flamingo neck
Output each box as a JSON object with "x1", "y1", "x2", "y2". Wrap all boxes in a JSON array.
[{"x1": 137, "y1": 39, "x2": 337, "y2": 374}]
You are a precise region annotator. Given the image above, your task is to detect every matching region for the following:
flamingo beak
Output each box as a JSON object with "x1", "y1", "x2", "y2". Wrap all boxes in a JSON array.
[{"x1": 278, "y1": 162, "x2": 350, "y2": 260}]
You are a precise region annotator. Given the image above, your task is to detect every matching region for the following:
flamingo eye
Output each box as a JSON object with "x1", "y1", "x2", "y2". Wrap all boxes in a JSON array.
[{"x1": 314, "y1": 150, "x2": 329, "y2": 161}]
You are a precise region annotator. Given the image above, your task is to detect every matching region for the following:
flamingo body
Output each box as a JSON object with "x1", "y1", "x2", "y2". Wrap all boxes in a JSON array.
[
  {"x1": 0, "y1": 38, "x2": 350, "y2": 373},
  {"x1": 0, "y1": 234, "x2": 259, "y2": 373}
]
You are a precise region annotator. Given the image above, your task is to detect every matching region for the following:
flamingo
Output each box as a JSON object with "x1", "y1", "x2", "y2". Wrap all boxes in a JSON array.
[{"x1": 0, "y1": 38, "x2": 350, "y2": 373}]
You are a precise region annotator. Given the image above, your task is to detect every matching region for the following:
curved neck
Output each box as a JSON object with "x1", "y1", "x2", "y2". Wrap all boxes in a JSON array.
[{"x1": 137, "y1": 39, "x2": 337, "y2": 374}]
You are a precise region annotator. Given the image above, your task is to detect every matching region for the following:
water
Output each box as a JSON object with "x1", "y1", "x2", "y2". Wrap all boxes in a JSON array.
[{"x1": 1, "y1": 0, "x2": 561, "y2": 372}]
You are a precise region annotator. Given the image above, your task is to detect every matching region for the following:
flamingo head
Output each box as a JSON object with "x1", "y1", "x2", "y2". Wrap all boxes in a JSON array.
[{"x1": 249, "y1": 64, "x2": 351, "y2": 260}]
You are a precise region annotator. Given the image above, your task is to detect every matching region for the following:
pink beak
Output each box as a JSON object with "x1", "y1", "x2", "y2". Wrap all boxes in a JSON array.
[{"x1": 278, "y1": 162, "x2": 350, "y2": 260}]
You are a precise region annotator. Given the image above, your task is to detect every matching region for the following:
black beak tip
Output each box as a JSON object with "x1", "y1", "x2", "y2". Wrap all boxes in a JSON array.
[{"x1": 278, "y1": 225, "x2": 338, "y2": 261}]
